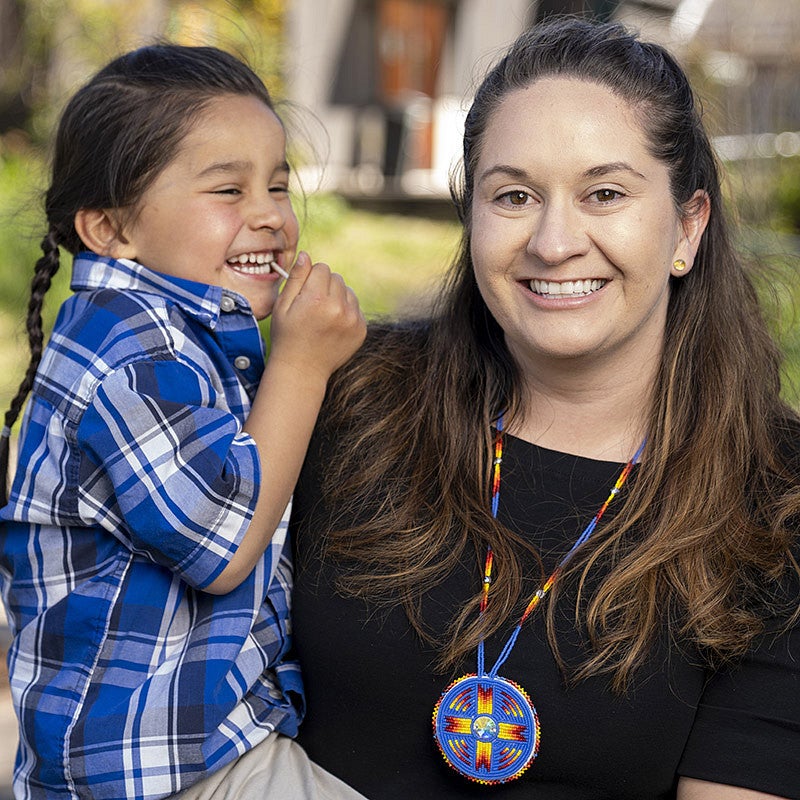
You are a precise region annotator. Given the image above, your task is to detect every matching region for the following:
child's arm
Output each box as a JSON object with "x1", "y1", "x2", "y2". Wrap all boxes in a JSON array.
[{"x1": 205, "y1": 252, "x2": 365, "y2": 594}]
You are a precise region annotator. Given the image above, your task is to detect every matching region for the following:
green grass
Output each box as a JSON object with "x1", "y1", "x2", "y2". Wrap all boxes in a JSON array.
[
  {"x1": 296, "y1": 193, "x2": 460, "y2": 316},
  {"x1": 750, "y1": 242, "x2": 800, "y2": 406}
]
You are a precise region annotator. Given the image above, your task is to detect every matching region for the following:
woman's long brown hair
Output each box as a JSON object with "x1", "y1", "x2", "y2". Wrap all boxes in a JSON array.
[{"x1": 312, "y1": 18, "x2": 800, "y2": 690}]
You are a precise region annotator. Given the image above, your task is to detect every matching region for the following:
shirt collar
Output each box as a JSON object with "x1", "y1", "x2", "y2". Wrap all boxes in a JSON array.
[{"x1": 70, "y1": 251, "x2": 254, "y2": 328}]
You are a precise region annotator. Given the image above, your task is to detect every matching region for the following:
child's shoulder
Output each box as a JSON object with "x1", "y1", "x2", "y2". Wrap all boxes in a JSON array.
[
  {"x1": 34, "y1": 286, "x2": 201, "y2": 421},
  {"x1": 60, "y1": 285, "x2": 177, "y2": 355},
  {"x1": 39, "y1": 286, "x2": 187, "y2": 399}
]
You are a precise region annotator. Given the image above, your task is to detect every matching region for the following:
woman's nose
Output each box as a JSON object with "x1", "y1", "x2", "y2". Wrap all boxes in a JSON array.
[{"x1": 526, "y1": 201, "x2": 589, "y2": 266}]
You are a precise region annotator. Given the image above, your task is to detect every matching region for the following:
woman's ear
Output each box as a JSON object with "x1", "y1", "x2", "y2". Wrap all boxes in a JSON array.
[
  {"x1": 671, "y1": 190, "x2": 711, "y2": 277},
  {"x1": 74, "y1": 209, "x2": 135, "y2": 259}
]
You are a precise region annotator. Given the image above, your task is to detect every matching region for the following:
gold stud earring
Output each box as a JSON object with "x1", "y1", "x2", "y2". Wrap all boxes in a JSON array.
[{"x1": 673, "y1": 259, "x2": 687, "y2": 272}]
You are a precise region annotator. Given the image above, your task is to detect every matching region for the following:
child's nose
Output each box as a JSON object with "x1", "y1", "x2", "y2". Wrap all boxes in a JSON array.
[{"x1": 249, "y1": 192, "x2": 287, "y2": 231}]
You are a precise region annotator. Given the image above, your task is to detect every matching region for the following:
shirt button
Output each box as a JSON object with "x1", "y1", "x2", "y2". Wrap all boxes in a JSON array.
[
  {"x1": 234, "y1": 356, "x2": 251, "y2": 370},
  {"x1": 220, "y1": 295, "x2": 236, "y2": 312}
]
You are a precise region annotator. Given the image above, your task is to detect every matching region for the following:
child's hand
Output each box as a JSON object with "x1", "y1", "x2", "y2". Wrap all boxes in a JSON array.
[
  {"x1": 269, "y1": 251, "x2": 366, "y2": 381},
  {"x1": 216, "y1": 252, "x2": 364, "y2": 593}
]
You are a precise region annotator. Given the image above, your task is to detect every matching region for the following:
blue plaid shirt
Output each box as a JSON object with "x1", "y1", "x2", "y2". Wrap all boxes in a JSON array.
[{"x1": 0, "y1": 253, "x2": 304, "y2": 800}]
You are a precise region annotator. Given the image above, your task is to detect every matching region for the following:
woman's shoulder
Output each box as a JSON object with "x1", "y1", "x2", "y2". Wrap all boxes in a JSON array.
[
  {"x1": 773, "y1": 414, "x2": 800, "y2": 472},
  {"x1": 334, "y1": 318, "x2": 433, "y2": 381},
  {"x1": 364, "y1": 317, "x2": 432, "y2": 349},
  {"x1": 321, "y1": 318, "x2": 433, "y2": 430}
]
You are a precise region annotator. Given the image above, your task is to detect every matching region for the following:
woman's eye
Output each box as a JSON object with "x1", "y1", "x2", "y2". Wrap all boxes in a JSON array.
[
  {"x1": 500, "y1": 191, "x2": 530, "y2": 206},
  {"x1": 592, "y1": 188, "x2": 621, "y2": 203}
]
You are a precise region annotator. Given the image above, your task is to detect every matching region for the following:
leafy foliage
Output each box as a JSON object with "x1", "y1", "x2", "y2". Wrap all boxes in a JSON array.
[
  {"x1": 3, "y1": 0, "x2": 287, "y2": 141},
  {"x1": 773, "y1": 156, "x2": 800, "y2": 234}
]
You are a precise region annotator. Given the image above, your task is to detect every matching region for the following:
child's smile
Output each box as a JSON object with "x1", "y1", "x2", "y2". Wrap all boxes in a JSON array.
[
  {"x1": 113, "y1": 93, "x2": 299, "y2": 319},
  {"x1": 227, "y1": 251, "x2": 282, "y2": 274}
]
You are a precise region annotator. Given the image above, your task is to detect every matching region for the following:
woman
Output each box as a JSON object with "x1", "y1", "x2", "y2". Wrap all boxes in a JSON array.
[{"x1": 290, "y1": 17, "x2": 800, "y2": 800}]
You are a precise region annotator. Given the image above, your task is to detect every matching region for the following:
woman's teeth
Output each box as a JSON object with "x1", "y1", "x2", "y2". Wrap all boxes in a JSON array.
[
  {"x1": 227, "y1": 253, "x2": 277, "y2": 274},
  {"x1": 530, "y1": 278, "x2": 606, "y2": 297}
]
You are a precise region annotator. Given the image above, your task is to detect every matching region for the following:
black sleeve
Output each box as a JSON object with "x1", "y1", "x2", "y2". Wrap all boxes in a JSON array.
[{"x1": 677, "y1": 608, "x2": 800, "y2": 798}]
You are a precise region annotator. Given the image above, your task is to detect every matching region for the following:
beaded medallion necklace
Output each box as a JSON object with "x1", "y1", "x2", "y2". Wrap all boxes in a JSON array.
[{"x1": 432, "y1": 414, "x2": 645, "y2": 784}]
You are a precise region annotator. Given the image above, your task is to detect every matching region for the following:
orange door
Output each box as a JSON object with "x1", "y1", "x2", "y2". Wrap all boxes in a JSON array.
[{"x1": 376, "y1": 0, "x2": 450, "y2": 169}]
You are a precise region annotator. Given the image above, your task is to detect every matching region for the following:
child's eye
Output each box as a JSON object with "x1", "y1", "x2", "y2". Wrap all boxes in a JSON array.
[
  {"x1": 213, "y1": 187, "x2": 241, "y2": 195},
  {"x1": 269, "y1": 185, "x2": 290, "y2": 195}
]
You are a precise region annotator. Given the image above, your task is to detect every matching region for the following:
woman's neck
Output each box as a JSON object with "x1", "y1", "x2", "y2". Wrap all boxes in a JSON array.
[{"x1": 506, "y1": 353, "x2": 655, "y2": 462}]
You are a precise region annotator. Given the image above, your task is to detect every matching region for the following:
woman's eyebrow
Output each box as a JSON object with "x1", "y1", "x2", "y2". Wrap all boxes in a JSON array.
[
  {"x1": 477, "y1": 162, "x2": 648, "y2": 184},
  {"x1": 476, "y1": 164, "x2": 530, "y2": 183},
  {"x1": 582, "y1": 161, "x2": 648, "y2": 181}
]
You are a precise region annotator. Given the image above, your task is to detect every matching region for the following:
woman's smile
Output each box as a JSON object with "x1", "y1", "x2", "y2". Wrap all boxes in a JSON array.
[
  {"x1": 528, "y1": 278, "x2": 607, "y2": 298},
  {"x1": 470, "y1": 77, "x2": 697, "y2": 373}
]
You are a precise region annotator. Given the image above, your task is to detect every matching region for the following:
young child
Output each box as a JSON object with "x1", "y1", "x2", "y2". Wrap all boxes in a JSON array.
[{"x1": 0, "y1": 45, "x2": 366, "y2": 800}]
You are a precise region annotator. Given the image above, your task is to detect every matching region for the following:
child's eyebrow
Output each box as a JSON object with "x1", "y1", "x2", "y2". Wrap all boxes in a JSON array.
[
  {"x1": 197, "y1": 159, "x2": 291, "y2": 178},
  {"x1": 198, "y1": 160, "x2": 252, "y2": 177}
]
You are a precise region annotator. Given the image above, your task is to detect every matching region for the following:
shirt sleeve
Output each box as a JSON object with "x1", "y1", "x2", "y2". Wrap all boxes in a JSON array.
[
  {"x1": 75, "y1": 357, "x2": 260, "y2": 588},
  {"x1": 677, "y1": 608, "x2": 800, "y2": 798}
]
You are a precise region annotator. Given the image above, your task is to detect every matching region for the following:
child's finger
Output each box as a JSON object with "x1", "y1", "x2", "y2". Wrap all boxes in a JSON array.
[
  {"x1": 290, "y1": 251, "x2": 313, "y2": 279},
  {"x1": 277, "y1": 251, "x2": 313, "y2": 303}
]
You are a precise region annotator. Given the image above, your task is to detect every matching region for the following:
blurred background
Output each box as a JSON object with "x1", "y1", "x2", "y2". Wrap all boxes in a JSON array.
[
  {"x1": 0, "y1": 0, "x2": 799, "y2": 793},
  {"x1": 1, "y1": 0, "x2": 800, "y2": 404}
]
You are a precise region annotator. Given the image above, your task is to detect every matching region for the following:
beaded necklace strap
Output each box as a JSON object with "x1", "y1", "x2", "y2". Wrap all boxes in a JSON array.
[
  {"x1": 478, "y1": 414, "x2": 646, "y2": 679},
  {"x1": 433, "y1": 414, "x2": 645, "y2": 785}
]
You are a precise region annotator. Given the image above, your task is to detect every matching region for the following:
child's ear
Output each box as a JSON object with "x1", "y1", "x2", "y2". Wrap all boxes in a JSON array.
[{"x1": 74, "y1": 209, "x2": 136, "y2": 259}]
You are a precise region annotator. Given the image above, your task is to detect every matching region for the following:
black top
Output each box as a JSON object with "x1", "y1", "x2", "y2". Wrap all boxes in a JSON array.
[{"x1": 291, "y1": 432, "x2": 800, "y2": 799}]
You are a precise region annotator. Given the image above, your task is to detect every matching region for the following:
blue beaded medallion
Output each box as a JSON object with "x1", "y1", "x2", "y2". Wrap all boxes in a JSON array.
[{"x1": 433, "y1": 672, "x2": 540, "y2": 784}]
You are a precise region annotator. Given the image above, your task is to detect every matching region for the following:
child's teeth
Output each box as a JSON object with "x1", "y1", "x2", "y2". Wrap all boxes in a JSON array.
[
  {"x1": 228, "y1": 253, "x2": 275, "y2": 267},
  {"x1": 225, "y1": 252, "x2": 280, "y2": 275}
]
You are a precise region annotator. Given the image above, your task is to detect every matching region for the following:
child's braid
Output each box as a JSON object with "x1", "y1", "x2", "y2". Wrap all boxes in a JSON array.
[{"x1": 0, "y1": 229, "x2": 62, "y2": 505}]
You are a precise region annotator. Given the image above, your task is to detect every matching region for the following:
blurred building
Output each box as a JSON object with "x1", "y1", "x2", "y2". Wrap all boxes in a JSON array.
[
  {"x1": 686, "y1": 0, "x2": 800, "y2": 162},
  {"x1": 285, "y1": 0, "x2": 800, "y2": 200}
]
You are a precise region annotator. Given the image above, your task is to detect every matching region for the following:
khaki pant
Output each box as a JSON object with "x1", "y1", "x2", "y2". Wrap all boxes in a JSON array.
[{"x1": 173, "y1": 735, "x2": 369, "y2": 800}]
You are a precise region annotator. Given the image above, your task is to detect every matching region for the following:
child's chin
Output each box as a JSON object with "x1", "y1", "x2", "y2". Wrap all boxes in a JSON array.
[{"x1": 252, "y1": 301, "x2": 277, "y2": 321}]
